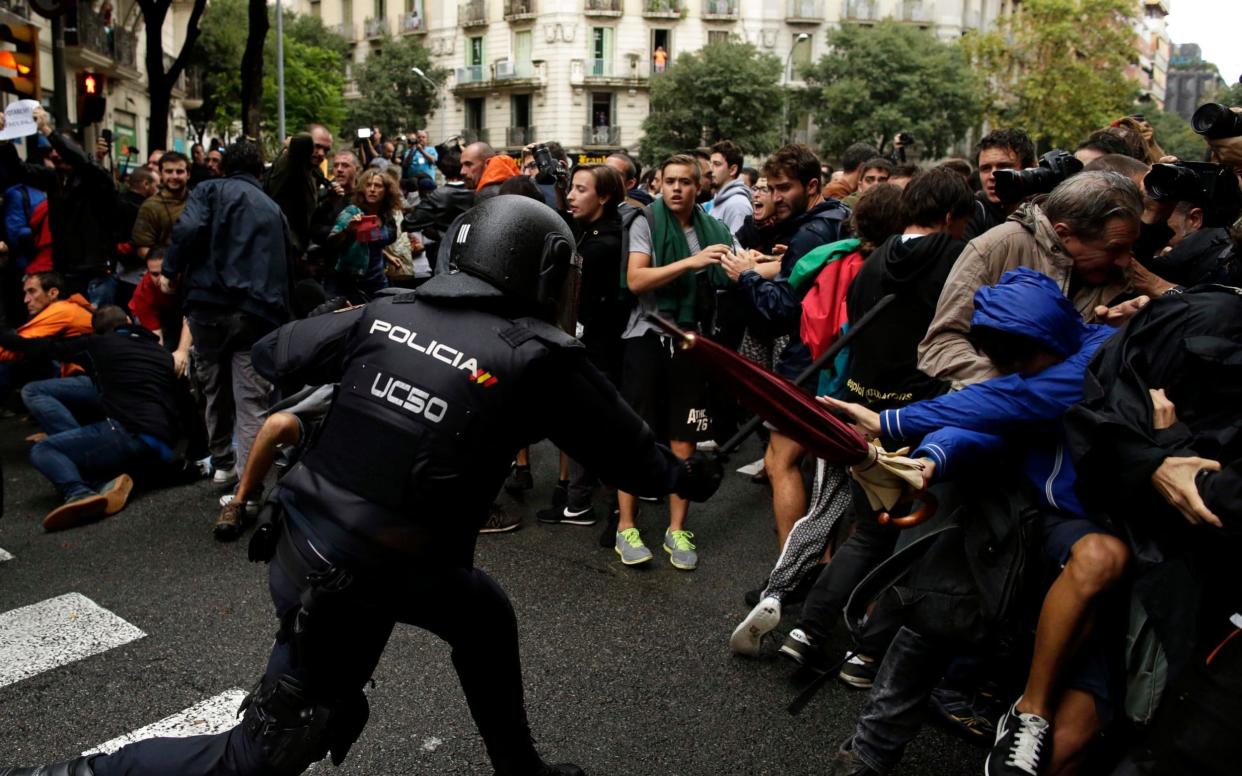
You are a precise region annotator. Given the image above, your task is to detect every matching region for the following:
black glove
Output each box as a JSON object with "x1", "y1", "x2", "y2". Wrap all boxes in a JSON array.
[{"x1": 675, "y1": 451, "x2": 723, "y2": 503}]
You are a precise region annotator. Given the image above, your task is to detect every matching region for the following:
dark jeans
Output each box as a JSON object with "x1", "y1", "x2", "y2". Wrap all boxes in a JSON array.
[
  {"x1": 64, "y1": 271, "x2": 116, "y2": 308},
  {"x1": 21, "y1": 375, "x2": 104, "y2": 436},
  {"x1": 798, "y1": 509, "x2": 901, "y2": 648},
  {"x1": 30, "y1": 418, "x2": 151, "y2": 500},
  {"x1": 851, "y1": 626, "x2": 951, "y2": 774},
  {"x1": 93, "y1": 519, "x2": 543, "y2": 776}
]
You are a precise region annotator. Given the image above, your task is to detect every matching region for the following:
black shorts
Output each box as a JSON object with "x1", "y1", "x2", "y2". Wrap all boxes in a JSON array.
[{"x1": 620, "y1": 332, "x2": 713, "y2": 444}]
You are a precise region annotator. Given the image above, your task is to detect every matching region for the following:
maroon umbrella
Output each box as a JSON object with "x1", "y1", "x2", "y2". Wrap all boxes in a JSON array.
[{"x1": 647, "y1": 315, "x2": 936, "y2": 528}]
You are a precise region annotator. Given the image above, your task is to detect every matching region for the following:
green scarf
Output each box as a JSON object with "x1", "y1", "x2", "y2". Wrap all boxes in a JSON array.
[
  {"x1": 641, "y1": 199, "x2": 732, "y2": 325},
  {"x1": 787, "y1": 237, "x2": 861, "y2": 292}
]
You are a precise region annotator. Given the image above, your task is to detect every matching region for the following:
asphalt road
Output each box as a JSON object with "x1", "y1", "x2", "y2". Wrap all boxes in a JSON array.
[{"x1": 0, "y1": 423, "x2": 984, "y2": 775}]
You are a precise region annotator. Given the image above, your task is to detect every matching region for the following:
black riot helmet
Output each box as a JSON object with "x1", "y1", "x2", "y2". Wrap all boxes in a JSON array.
[{"x1": 417, "y1": 196, "x2": 581, "y2": 330}]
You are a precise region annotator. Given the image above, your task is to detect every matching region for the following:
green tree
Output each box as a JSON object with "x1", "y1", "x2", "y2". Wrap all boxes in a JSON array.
[
  {"x1": 799, "y1": 20, "x2": 980, "y2": 159},
  {"x1": 965, "y1": 0, "x2": 1139, "y2": 149},
  {"x1": 187, "y1": 0, "x2": 347, "y2": 140},
  {"x1": 1147, "y1": 109, "x2": 1208, "y2": 161},
  {"x1": 638, "y1": 40, "x2": 782, "y2": 166},
  {"x1": 1213, "y1": 80, "x2": 1242, "y2": 107},
  {"x1": 343, "y1": 35, "x2": 446, "y2": 138}
]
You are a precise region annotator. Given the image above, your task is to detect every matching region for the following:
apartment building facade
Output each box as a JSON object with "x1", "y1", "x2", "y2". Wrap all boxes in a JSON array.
[
  {"x1": 298, "y1": 0, "x2": 1003, "y2": 157},
  {"x1": 0, "y1": 0, "x2": 198, "y2": 163}
]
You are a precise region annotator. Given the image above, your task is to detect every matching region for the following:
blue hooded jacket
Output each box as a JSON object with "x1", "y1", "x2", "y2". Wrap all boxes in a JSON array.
[{"x1": 876, "y1": 267, "x2": 1115, "y2": 518}]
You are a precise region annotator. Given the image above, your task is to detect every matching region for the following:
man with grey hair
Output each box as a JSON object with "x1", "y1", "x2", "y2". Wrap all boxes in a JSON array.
[{"x1": 919, "y1": 170, "x2": 1146, "y2": 388}]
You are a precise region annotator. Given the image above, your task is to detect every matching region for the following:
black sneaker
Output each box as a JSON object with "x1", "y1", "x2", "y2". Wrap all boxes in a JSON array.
[
  {"x1": 536, "y1": 505, "x2": 598, "y2": 526},
  {"x1": 985, "y1": 698, "x2": 1051, "y2": 776},
  {"x1": 480, "y1": 503, "x2": 521, "y2": 533},
  {"x1": 504, "y1": 465, "x2": 534, "y2": 494},
  {"x1": 778, "y1": 628, "x2": 819, "y2": 666},
  {"x1": 929, "y1": 681, "x2": 1002, "y2": 744},
  {"x1": 837, "y1": 653, "x2": 878, "y2": 689}
]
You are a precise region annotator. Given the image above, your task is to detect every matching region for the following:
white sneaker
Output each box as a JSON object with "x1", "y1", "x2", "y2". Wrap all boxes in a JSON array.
[
  {"x1": 218, "y1": 493, "x2": 262, "y2": 516},
  {"x1": 212, "y1": 467, "x2": 238, "y2": 487},
  {"x1": 728, "y1": 595, "x2": 782, "y2": 656}
]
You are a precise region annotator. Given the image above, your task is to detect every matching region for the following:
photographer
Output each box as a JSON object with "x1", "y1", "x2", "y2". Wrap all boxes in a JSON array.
[
  {"x1": 964, "y1": 128, "x2": 1037, "y2": 241},
  {"x1": 920, "y1": 171, "x2": 1143, "y2": 388},
  {"x1": 402, "y1": 130, "x2": 438, "y2": 181}
]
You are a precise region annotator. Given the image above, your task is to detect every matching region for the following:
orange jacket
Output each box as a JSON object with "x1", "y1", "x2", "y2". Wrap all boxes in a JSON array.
[
  {"x1": 476, "y1": 155, "x2": 520, "y2": 192},
  {"x1": 0, "y1": 294, "x2": 94, "y2": 375}
]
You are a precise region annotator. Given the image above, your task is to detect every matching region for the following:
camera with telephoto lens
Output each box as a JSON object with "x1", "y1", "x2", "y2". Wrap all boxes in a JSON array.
[
  {"x1": 993, "y1": 149, "x2": 1083, "y2": 203},
  {"x1": 1192, "y1": 103, "x2": 1242, "y2": 140},
  {"x1": 531, "y1": 143, "x2": 569, "y2": 189},
  {"x1": 897, "y1": 132, "x2": 915, "y2": 146},
  {"x1": 1145, "y1": 161, "x2": 1242, "y2": 228}
]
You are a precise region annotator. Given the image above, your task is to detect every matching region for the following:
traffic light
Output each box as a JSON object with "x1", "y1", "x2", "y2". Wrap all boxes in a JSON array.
[
  {"x1": 77, "y1": 70, "x2": 105, "y2": 124},
  {"x1": 0, "y1": 23, "x2": 39, "y2": 100}
]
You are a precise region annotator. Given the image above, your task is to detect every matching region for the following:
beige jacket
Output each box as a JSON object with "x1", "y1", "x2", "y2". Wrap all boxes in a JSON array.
[{"x1": 917, "y1": 204, "x2": 1129, "y2": 388}]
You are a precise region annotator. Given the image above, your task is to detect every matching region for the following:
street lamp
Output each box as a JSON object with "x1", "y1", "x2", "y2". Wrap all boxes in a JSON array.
[
  {"x1": 782, "y1": 32, "x2": 810, "y2": 145},
  {"x1": 411, "y1": 66, "x2": 437, "y2": 89}
]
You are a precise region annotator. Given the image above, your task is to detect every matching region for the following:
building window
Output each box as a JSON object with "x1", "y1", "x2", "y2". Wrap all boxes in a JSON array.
[
  {"x1": 652, "y1": 29, "x2": 670, "y2": 73},
  {"x1": 465, "y1": 97, "x2": 485, "y2": 133},
  {"x1": 592, "y1": 27, "x2": 614, "y2": 75},
  {"x1": 468, "y1": 36, "x2": 484, "y2": 66},
  {"x1": 514, "y1": 29, "x2": 532, "y2": 64},
  {"x1": 707, "y1": 30, "x2": 730, "y2": 46},
  {"x1": 374, "y1": 0, "x2": 384, "y2": 19},
  {"x1": 790, "y1": 33, "x2": 812, "y2": 79}
]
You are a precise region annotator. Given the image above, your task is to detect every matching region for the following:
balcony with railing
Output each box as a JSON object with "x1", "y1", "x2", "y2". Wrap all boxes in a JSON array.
[
  {"x1": 459, "y1": 0, "x2": 488, "y2": 27},
  {"x1": 641, "y1": 0, "x2": 682, "y2": 19},
  {"x1": 573, "y1": 57, "x2": 650, "y2": 86},
  {"x1": 364, "y1": 16, "x2": 389, "y2": 38},
  {"x1": 701, "y1": 0, "x2": 737, "y2": 20},
  {"x1": 583, "y1": 125, "x2": 622, "y2": 147},
  {"x1": 785, "y1": 0, "x2": 822, "y2": 22},
  {"x1": 898, "y1": 0, "x2": 931, "y2": 23},
  {"x1": 584, "y1": 0, "x2": 622, "y2": 16},
  {"x1": 332, "y1": 22, "x2": 357, "y2": 40},
  {"x1": 842, "y1": 0, "x2": 879, "y2": 21},
  {"x1": 504, "y1": 0, "x2": 536, "y2": 21},
  {"x1": 455, "y1": 64, "x2": 487, "y2": 85},
  {"x1": 495, "y1": 59, "x2": 536, "y2": 80},
  {"x1": 400, "y1": 10, "x2": 425, "y2": 33},
  {"x1": 506, "y1": 126, "x2": 537, "y2": 147},
  {"x1": 65, "y1": 0, "x2": 140, "y2": 74}
]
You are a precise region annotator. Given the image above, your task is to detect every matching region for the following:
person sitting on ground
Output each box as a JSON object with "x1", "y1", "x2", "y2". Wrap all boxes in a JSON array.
[
  {"x1": 5, "y1": 305, "x2": 202, "y2": 531},
  {"x1": 819, "y1": 268, "x2": 1124, "y2": 776},
  {"x1": 0, "y1": 272, "x2": 93, "y2": 397}
]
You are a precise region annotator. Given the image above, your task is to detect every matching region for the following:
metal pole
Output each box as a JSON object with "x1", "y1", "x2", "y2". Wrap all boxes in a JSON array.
[
  {"x1": 275, "y1": 0, "x2": 286, "y2": 140},
  {"x1": 50, "y1": 15, "x2": 69, "y2": 129},
  {"x1": 782, "y1": 33, "x2": 808, "y2": 145}
]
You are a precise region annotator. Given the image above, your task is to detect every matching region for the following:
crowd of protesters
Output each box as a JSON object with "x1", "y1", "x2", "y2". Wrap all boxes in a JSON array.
[{"x1": 0, "y1": 95, "x2": 1239, "y2": 776}]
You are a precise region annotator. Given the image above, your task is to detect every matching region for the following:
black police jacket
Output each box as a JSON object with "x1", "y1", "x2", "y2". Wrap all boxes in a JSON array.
[{"x1": 251, "y1": 293, "x2": 684, "y2": 570}]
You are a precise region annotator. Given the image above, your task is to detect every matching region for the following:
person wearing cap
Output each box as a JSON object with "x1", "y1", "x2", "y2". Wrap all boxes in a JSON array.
[{"x1": 1, "y1": 196, "x2": 724, "y2": 776}]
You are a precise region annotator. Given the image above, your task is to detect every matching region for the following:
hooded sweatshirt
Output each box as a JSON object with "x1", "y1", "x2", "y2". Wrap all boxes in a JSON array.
[
  {"x1": 0, "y1": 293, "x2": 94, "y2": 376},
  {"x1": 879, "y1": 267, "x2": 1115, "y2": 519},
  {"x1": 710, "y1": 178, "x2": 752, "y2": 234},
  {"x1": 918, "y1": 202, "x2": 1130, "y2": 389},
  {"x1": 842, "y1": 232, "x2": 965, "y2": 410}
]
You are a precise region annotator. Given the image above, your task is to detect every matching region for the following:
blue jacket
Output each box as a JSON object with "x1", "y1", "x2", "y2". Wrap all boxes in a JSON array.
[
  {"x1": 164, "y1": 173, "x2": 293, "y2": 326},
  {"x1": 3, "y1": 183, "x2": 45, "y2": 270},
  {"x1": 877, "y1": 267, "x2": 1115, "y2": 519}
]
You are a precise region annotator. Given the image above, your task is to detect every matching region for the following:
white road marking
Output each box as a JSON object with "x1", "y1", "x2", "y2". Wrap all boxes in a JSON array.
[
  {"x1": 0, "y1": 547, "x2": 12, "y2": 562},
  {"x1": 84, "y1": 689, "x2": 248, "y2": 755},
  {"x1": 0, "y1": 592, "x2": 146, "y2": 689}
]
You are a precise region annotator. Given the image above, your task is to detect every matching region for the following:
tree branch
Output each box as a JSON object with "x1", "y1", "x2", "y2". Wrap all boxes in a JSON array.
[{"x1": 165, "y1": 0, "x2": 209, "y2": 86}]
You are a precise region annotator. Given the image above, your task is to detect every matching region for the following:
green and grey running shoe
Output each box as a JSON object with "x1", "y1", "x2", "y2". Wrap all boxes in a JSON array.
[
  {"x1": 615, "y1": 527, "x2": 653, "y2": 565},
  {"x1": 664, "y1": 529, "x2": 698, "y2": 571}
]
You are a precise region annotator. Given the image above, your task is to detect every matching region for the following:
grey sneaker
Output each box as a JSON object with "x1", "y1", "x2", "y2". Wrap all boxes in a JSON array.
[
  {"x1": 663, "y1": 529, "x2": 697, "y2": 571},
  {"x1": 615, "y1": 528, "x2": 653, "y2": 565},
  {"x1": 479, "y1": 503, "x2": 521, "y2": 533}
]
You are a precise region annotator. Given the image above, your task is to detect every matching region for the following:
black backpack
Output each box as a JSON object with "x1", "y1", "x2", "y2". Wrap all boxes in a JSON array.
[{"x1": 846, "y1": 479, "x2": 1044, "y2": 649}]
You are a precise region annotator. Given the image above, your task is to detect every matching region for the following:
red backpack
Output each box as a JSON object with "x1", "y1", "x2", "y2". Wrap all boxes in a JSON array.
[{"x1": 800, "y1": 250, "x2": 865, "y2": 360}]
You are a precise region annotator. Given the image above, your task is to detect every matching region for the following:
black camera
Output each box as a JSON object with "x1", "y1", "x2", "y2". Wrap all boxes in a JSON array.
[
  {"x1": 1145, "y1": 161, "x2": 1242, "y2": 228},
  {"x1": 531, "y1": 143, "x2": 568, "y2": 189},
  {"x1": 1191, "y1": 103, "x2": 1242, "y2": 140},
  {"x1": 993, "y1": 149, "x2": 1083, "y2": 203},
  {"x1": 897, "y1": 132, "x2": 915, "y2": 146}
]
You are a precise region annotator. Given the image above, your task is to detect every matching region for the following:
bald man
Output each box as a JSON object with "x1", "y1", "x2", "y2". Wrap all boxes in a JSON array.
[{"x1": 461, "y1": 142, "x2": 494, "y2": 190}]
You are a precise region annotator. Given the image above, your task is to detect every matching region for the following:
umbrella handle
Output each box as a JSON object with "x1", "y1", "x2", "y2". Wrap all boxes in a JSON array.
[{"x1": 877, "y1": 490, "x2": 938, "y2": 528}]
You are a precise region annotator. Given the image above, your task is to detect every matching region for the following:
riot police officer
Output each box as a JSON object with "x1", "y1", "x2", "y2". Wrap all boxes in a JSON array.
[{"x1": 3, "y1": 197, "x2": 723, "y2": 776}]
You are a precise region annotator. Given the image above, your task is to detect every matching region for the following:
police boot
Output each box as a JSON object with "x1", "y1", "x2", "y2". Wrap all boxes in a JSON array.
[{"x1": 0, "y1": 756, "x2": 96, "y2": 776}]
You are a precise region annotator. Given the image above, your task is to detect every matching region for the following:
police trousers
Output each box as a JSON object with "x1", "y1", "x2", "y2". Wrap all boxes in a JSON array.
[{"x1": 92, "y1": 525, "x2": 539, "y2": 775}]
